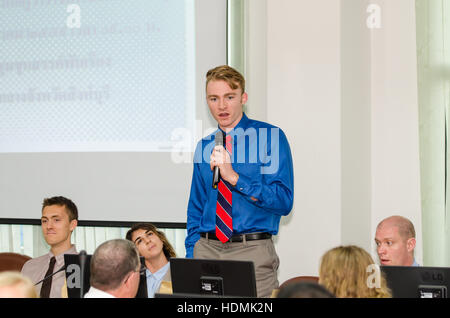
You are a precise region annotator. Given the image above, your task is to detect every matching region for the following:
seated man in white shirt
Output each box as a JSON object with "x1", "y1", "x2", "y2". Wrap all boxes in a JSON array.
[
  {"x1": 84, "y1": 239, "x2": 140, "y2": 298},
  {"x1": 375, "y1": 215, "x2": 419, "y2": 267}
]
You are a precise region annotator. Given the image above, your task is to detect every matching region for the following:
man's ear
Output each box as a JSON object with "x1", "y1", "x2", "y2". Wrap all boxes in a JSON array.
[
  {"x1": 123, "y1": 271, "x2": 137, "y2": 288},
  {"x1": 70, "y1": 219, "x2": 78, "y2": 232},
  {"x1": 241, "y1": 92, "x2": 248, "y2": 105},
  {"x1": 406, "y1": 238, "x2": 416, "y2": 253}
]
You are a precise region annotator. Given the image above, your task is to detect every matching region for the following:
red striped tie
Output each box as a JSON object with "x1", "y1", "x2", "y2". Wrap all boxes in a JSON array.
[{"x1": 215, "y1": 135, "x2": 233, "y2": 243}]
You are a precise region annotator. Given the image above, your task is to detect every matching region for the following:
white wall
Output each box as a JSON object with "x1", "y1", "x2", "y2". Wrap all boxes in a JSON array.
[
  {"x1": 245, "y1": 0, "x2": 422, "y2": 283},
  {"x1": 340, "y1": 0, "x2": 372, "y2": 252},
  {"x1": 267, "y1": 0, "x2": 343, "y2": 280},
  {"x1": 369, "y1": 0, "x2": 422, "y2": 265}
]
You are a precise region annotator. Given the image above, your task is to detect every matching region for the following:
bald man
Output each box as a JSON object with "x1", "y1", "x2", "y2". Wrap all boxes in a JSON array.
[
  {"x1": 375, "y1": 215, "x2": 419, "y2": 266},
  {"x1": 375, "y1": 216, "x2": 419, "y2": 267}
]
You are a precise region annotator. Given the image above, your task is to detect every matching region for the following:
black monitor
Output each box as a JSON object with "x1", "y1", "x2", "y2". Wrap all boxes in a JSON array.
[
  {"x1": 168, "y1": 258, "x2": 257, "y2": 297},
  {"x1": 64, "y1": 254, "x2": 147, "y2": 298},
  {"x1": 381, "y1": 265, "x2": 450, "y2": 298},
  {"x1": 64, "y1": 254, "x2": 92, "y2": 298}
]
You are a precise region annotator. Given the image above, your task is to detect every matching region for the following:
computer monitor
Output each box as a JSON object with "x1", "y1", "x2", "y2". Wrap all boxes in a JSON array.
[
  {"x1": 64, "y1": 254, "x2": 146, "y2": 298},
  {"x1": 381, "y1": 265, "x2": 450, "y2": 298},
  {"x1": 169, "y1": 258, "x2": 257, "y2": 297},
  {"x1": 64, "y1": 254, "x2": 92, "y2": 298}
]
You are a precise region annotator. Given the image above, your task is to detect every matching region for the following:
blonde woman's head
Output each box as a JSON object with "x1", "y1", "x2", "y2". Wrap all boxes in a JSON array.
[
  {"x1": 319, "y1": 245, "x2": 391, "y2": 298},
  {"x1": 0, "y1": 271, "x2": 38, "y2": 298}
]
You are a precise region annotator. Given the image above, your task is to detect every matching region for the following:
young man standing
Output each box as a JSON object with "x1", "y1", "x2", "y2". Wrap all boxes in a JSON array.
[
  {"x1": 21, "y1": 196, "x2": 79, "y2": 298},
  {"x1": 185, "y1": 65, "x2": 294, "y2": 297}
]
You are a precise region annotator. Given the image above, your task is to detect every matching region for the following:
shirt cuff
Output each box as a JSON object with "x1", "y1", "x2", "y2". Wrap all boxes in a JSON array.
[{"x1": 235, "y1": 173, "x2": 252, "y2": 196}]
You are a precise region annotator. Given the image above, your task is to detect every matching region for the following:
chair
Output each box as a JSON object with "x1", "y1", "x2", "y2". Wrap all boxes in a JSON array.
[
  {"x1": 0, "y1": 252, "x2": 32, "y2": 272},
  {"x1": 279, "y1": 275, "x2": 319, "y2": 290}
]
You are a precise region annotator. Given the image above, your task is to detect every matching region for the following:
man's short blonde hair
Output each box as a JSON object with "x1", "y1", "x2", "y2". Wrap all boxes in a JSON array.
[{"x1": 206, "y1": 65, "x2": 246, "y2": 93}]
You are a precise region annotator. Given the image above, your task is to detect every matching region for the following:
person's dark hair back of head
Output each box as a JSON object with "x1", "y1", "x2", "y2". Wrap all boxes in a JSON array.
[
  {"x1": 42, "y1": 196, "x2": 78, "y2": 221},
  {"x1": 90, "y1": 239, "x2": 140, "y2": 291},
  {"x1": 277, "y1": 281, "x2": 335, "y2": 298}
]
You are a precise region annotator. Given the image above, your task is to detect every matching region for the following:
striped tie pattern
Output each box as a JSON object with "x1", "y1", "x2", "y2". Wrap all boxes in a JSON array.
[{"x1": 215, "y1": 135, "x2": 233, "y2": 243}]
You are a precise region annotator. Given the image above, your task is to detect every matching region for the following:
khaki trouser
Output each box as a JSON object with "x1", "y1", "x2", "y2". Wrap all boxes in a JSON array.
[{"x1": 193, "y1": 236, "x2": 280, "y2": 298}]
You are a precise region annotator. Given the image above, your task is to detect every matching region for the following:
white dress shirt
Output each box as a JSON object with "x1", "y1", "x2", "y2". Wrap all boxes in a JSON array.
[{"x1": 84, "y1": 286, "x2": 115, "y2": 298}]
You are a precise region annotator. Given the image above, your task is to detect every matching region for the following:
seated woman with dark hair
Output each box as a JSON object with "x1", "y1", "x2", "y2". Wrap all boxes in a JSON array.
[{"x1": 126, "y1": 223, "x2": 176, "y2": 298}]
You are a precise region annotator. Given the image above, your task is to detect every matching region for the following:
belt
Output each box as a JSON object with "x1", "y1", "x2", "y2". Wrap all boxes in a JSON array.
[{"x1": 200, "y1": 232, "x2": 272, "y2": 242}]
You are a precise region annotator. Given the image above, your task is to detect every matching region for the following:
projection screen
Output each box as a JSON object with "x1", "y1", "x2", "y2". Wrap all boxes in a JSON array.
[{"x1": 0, "y1": 0, "x2": 227, "y2": 224}]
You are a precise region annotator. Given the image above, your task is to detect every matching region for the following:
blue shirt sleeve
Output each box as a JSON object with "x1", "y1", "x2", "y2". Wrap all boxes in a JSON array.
[
  {"x1": 234, "y1": 128, "x2": 294, "y2": 215},
  {"x1": 185, "y1": 142, "x2": 207, "y2": 258}
]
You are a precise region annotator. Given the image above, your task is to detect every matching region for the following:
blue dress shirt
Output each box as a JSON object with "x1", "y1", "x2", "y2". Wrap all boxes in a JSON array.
[
  {"x1": 146, "y1": 262, "x2": 170, "y2": 298},
  {"x1": 185, "y1": 113, "x2": 294, "y2": 257}
]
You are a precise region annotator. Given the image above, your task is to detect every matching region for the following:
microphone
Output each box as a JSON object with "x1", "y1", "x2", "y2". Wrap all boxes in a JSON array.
[
  {"x1": 34, "y1": 265, "x2": 66, "y2": 286},
  {"x1": 212, "y1": 130, "x2": 224, "y2": 189},
  {"x1": 79, "y1": 250, "x2": 87, "y2": 298}
]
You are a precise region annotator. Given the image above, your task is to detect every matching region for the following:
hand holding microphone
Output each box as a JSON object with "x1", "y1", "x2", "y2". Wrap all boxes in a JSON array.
[
  {"x1": 211, "y1": 131, "x2": 239, "y2": 188},
  {"x1": 211, "y1": 131, "x2": 223, "y2": 189}
]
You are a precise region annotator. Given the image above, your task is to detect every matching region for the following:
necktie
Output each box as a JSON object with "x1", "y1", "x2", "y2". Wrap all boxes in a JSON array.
[
  {"x1": 215, "y1": 135, "x2": 233, "y2": 243},
  {"x1": 40, "y1": 256, "x2": 56, "y2": 298}
]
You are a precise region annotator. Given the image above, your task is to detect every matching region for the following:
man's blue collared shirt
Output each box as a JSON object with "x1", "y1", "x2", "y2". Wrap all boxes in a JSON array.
[{"x1": 185, "y1": 113, "x2": 294, "y2": 257}]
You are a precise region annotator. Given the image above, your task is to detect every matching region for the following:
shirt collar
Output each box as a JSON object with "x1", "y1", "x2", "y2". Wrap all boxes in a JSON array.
[
  {"x1": 48, "y1": 245, "x2": 78, "y2": 265},
  {"x1": 146, "y1": 262, "x2": 170, "y2": 280},
  {"x1": 86, "y1": 286, "x2": 115, "y2": 298}
]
